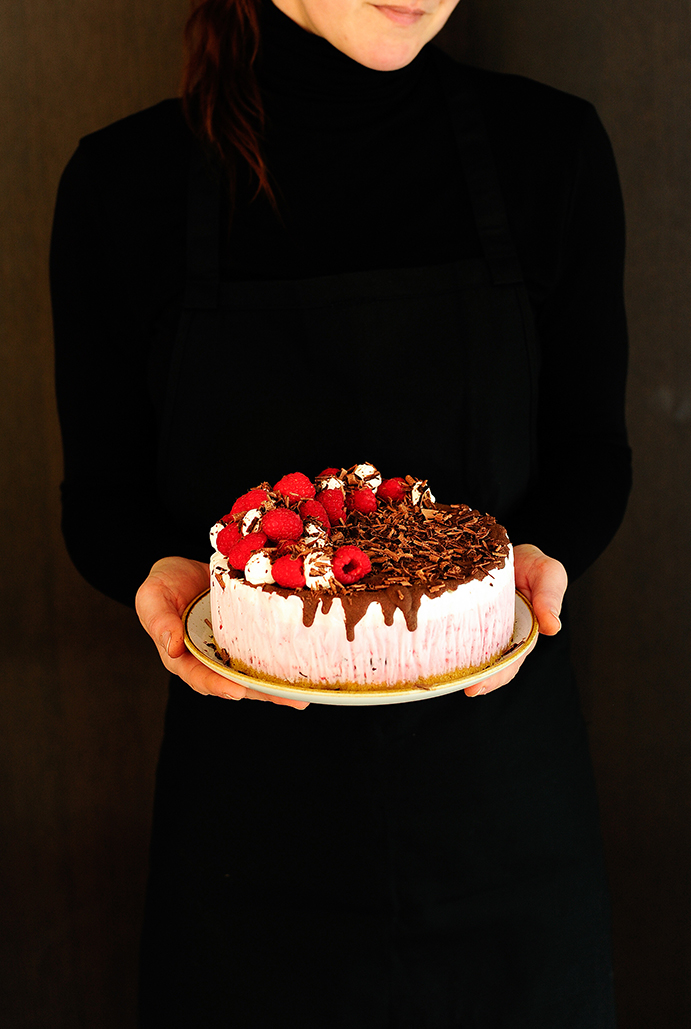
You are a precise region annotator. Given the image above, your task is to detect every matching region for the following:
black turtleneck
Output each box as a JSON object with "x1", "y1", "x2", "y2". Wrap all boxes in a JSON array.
[
  {"x1": 51, "y1": 1, "x2": 630, "y2": 605},
  {"x1": 223, "y1": 0, "x2": 478, "y2": 279}
]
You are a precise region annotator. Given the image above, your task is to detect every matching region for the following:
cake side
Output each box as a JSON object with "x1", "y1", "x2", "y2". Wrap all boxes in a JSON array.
[{"x1": 210, "y1": 549, "x2": 515, "y2": 689}]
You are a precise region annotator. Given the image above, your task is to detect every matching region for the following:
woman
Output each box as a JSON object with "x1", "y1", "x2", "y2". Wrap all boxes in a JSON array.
[{"x1": 51, "y1": 1, "x2": 631, "y2": 1025}]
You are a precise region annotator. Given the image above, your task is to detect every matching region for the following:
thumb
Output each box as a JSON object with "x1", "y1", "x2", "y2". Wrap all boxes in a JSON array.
[
  {"x1": 513, "y1": 544, "x2": 567, "y2": 637},
  {"x1": 532, "y1": 592, "x2": 563, "y2": 636},
  {"x1": 135, "y1": 579, "x2": 186, "y2": 658},
  {"x1": 530, "y1": 568, "x2": 567, "y2": 636}
]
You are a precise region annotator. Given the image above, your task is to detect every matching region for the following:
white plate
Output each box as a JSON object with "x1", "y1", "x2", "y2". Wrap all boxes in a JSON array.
[{"x1": 183, "y1": 589, "x2": 538, "y2": 706}]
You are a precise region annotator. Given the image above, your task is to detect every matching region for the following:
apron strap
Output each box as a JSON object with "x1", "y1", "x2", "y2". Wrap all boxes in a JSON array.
[
  {"x1": 182, "y1": 147, "x2": 222, "y2": 309},
  {"x1": 430, "y1": 49, "x2": 539, "y2": 490},
  {"x1": 157, "y1": 147, "x2": 221, "y2": 490},
  {"x1": 432, "y1": 50, "x2": 524, "y2": 287}
]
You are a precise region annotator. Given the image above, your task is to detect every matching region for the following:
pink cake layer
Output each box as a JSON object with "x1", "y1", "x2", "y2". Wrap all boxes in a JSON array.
[{"x1": 210, "y1": 547, "x2": 515, "y2": 689}]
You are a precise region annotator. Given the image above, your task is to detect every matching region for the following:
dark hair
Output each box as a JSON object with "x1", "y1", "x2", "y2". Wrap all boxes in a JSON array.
[{"x1": 181, "y1": 0, "x2": 275, "y2": 205}]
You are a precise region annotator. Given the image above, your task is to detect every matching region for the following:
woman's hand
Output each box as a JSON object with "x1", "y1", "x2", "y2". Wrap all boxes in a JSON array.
[
  {"x1": 463, "y1": 544, "x2": 568, "y2": 698},
  {"x1": 135, "y1": 556, "x2": 310, "y2": 709}
]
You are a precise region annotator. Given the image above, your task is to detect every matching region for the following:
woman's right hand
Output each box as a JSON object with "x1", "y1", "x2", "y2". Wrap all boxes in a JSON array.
[{"x1": 135, "y1": 556, "x2": 310, "y2": 709}]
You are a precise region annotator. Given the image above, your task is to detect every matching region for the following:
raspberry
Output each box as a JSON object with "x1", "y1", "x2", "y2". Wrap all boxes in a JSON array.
[
  {"x1": 230, "y1": 488, "x2": 269, "y2": 516},
  {"x1": 318, "y1": 488, "x2": 346, "y2": 525},
  {"x1": 377, "y1": 477, "x2": 407, "y2": 502},
  {"x1": 261, "y1": 507, "x2": 304, "y2": 541},
  {"x1": 317, "y1": 467, "x2": 341, "y2": 478},
  {"x1": 271, "y1": 554, "x2": 306, "y2": 589},
  {"x1": 273, "y1": 472, "x2": 315, "y2": 501},
  {"x1": 332, "y1": 546, "x2": 371, "y2": 585},
  {"x1": 216, "y1": 523, "x2": 241, "y2": 556},
  {"x1": 299, "y1": 499, "x2": 331, "y2": 532},
  {"x1": 227, "y1": 531, "x2": 268, "y2": 571},
  {"x1": 346, "y1": 486, "x2": 377, "y2": 514}
]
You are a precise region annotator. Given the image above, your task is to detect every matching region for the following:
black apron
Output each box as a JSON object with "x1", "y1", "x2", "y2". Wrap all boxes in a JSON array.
[{"x1": 139, "y1": 76, "x2": 616, "y2": 1029}]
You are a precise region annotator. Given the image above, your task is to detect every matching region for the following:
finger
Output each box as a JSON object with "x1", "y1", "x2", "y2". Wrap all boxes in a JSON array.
[
  {"x1": 530, "y1": 568, "x2": 567, "y2": 636},
  {"x1": 135, "y1": 578, "x2": 191, "y2": 661},
  {"x1": 161, "y1": 648, "x2": 310, "y2": 709},
  {"x1": 463, "y1": 635, "x2": 537, "y2": 697},
  {"x1": 135, "y1": 577, "x2": 177, "y2": 638},
  {"x1": 244, "y1": 689, "x2": 310, "y2": 710},
  {"x1": 514, "y1": 546, "x2": 567, "y2": 636},
  {"x1": 157, "y1": 648, "x2": 244, "y2": 697},
  {"x1": 464, "y1": 664, "x2": 515, "y2": 697}
]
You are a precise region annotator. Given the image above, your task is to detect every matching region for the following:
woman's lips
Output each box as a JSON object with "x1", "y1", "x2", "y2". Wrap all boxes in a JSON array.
[{"x1": 372, "y1": 5, "x2": 427, "y2": 27}]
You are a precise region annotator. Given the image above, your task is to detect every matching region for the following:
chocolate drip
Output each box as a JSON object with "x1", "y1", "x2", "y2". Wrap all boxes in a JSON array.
[
  {"x1": 328, "y1": 585, "x2": 427, "y2": 641},
  {"x1": 378, "y1": 584, "x2": 425, "y2": 632},
  {"x1": 301, "y1": 592, "x2": 321, "y2": 628}
]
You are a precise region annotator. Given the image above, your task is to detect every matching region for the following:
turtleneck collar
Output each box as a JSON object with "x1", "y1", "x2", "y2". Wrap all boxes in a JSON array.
[{"x1": 258, "y1": 0, "x2": 429, "y2": 107}]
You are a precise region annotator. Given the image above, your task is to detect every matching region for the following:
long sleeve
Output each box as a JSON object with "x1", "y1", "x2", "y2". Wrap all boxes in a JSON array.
[
  {"x1": 51, "y1": 102, "x2": 190, "y2": 606},
  {"x1": 499, "y1": 97, "x2": 631, "y2": 577}
]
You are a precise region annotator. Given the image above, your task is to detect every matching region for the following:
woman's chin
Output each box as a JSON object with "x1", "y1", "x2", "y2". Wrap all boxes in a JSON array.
[{"x1": 343, "y1": 40, "x2": 423, "y2": 71}]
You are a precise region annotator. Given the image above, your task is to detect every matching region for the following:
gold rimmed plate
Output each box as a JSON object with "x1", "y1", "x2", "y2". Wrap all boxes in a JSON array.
[{"x1": 183, "y1": 589, "x2": 538, "y2": 706}]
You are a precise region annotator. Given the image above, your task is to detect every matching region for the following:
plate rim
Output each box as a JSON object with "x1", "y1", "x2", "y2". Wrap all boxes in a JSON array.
[{"x1": 183, "y1": 587, "x2": 538, "y2": 706}]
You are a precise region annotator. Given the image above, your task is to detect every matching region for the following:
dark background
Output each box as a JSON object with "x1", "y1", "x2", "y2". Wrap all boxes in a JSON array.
[{"x1": 1, "y1": 1, "x2": 689, "y2": 1025}]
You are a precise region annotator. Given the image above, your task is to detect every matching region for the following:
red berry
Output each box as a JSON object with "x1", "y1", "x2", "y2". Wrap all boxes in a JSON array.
[
  {"x1": 377, "y1": 477, "x2": 407, "y2": 502},
  {"x1": 273, "y1": 472, "x2": 315, "y2": 501},
  {"x1": 271, "y1": 554, "x2": 306, "y2": 589},
  {"x1": 230, "y1": 488, "x2": 269, "y2": 516},
  {"x1": 346, "y1": 486, "x2": 377, "y2": 514},
  {"x1": 216, "y1": 523, "x2": 241, "y2": 556},
  {"x1": 261, "y1": 507, "x2": 304, "y2": 541},
  {"x1": 299, "y1": 499, "x2": 331, "y2": 532},
  {"x1": 318, "y1": 488, "x2": 346, "y2": 525},
  {"x1": 317, "y1": 467, "x2": 341, "y2": 478},
  {"x1": 227, "y1": 531, "x2": 268, "y2": 571},
  {"x1": 333, "y1": 546, "x2": 371, "y2": 585}
]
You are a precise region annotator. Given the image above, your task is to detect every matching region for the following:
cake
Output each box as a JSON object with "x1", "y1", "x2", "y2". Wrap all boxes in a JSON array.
[{"x1": 209, "y1": 463, "x2": 515, "y2": 690}]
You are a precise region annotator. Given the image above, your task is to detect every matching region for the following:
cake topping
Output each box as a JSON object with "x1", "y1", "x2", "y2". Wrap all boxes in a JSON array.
[
  {"x1": 211, "y1": 463, "x2": 511, "y2": 638},
  {"x1": 316, "y1": 468, "x2": 343, "y2": 485},
  {"x1": 410, "y1": 480, "x2": 435, "y2": 508},
  {"x1": 316, "y1": 488, "x2": 347, "y2": 525},
  {"x1": 301, "y1": 519, "x2": 330, "y2": 547},
  {"x1": 226, "y1": 531, "x2": 268, "y2": 570},
  {"x1": 241, "y1": 508, "x2": 264, "y2": 536},
  {"x1": 346, "y1": 486, "x2": 378, "y2": 514},
  {"x1": 231, "y1": 488, "x2": 270, "y2": 515},
  {"x1": 262, "y1": 507, "x2": 304, "y2": 541},
  {"x1": 303, "y1": 549, "x2": 336, "y2": 590},
  {"x1": 377, "y1": 477, "x2": 407, "y2": 502},
  {"x1": 272, "y1": 553, "x2": 306, "y2": 589},
  {"x1": 273, "y1": 472, "x2": 316, "y2": 501},
  {"x1": 299, "y1": 498, "x2": 331, "y2": 532},
  {"x1": 332, "y1": 546, "x2": 372, "y2": 585},
  {"x1": 215, "y1": 522, "x2": 241, "y2": 556},
  {"x1": 244, "y1": 550, "x2": 275, "y2": 586},
  {"x1": 351, "y1": 462, "x2": 382, "y2": 491}
]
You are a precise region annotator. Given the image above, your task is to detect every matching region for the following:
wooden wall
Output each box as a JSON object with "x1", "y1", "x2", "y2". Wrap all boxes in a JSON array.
[
  {"x1": 1, "y1": 1, "x2": 689, "y2": 1025},
  {"x1": 1, "y1": 3, "x2": 187, "y2": 1026}
]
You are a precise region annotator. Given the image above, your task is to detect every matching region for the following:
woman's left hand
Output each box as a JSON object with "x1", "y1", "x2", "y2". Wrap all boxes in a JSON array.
[{"x1": 463, "y1": 544, "x2": 568, "y2": 697}]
